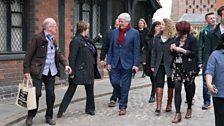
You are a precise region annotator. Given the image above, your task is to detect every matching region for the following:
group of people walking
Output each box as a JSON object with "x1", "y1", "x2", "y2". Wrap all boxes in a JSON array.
[{"x1": 22, "y1": 6, "x2": 224, "y2": 126}]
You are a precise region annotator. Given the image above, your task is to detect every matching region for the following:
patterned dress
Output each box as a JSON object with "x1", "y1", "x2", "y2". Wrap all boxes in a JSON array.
[{"x1": 172, "y1": 41, "x2": 196, "y2": 84}]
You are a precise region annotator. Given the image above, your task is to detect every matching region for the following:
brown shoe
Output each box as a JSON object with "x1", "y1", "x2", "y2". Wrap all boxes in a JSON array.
[
  {"x1": 119, "y1": 109, "x2": 126, "y2": 116},
  {"x1": 185, "y1": 109, "x2": 192, "y2": 119},
  {"x1": 172, "y1": 113, "x2": 182, "y2": 123},
  {"x1": 46, "y1": 118, "x2": 56, "y2": 125},
  {"x1": 25, "y1": 116, "x2": 33, "y2": 126}
]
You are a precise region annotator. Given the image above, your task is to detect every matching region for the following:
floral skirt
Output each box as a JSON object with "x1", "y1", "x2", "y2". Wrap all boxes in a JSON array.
[{"x1": 172, "y1": 63, "x2": 196, "y2": 84}]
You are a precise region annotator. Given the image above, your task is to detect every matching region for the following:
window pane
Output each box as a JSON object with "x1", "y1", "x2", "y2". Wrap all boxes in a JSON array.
[
  {"x1": 73, "y1": 0, "x2": 80, "y2": 34},
  {"x1": 0, "y1": 1, "x2": 7, "y2": 52},
  {"x1": 83, "y1": 3, "x2": 90, "y2": 10},
  {"x1": 82, "y1": 11, "x2": 89, "y2": 22},
  {"x1": 11, "y1": 28, "x2": 22, "y2": 51},
  {"x1": 11, "y1": 1, "x2": 22, "y2": 12},
  {"x1": 11, "y1": 13, "x2": 22, "y2": 26},
  {"x1": 92, "y1": 4, "x2": 100, "y2": 37}
]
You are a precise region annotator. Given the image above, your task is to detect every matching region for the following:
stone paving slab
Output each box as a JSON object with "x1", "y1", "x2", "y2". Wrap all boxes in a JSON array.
[
  {"x1": 13, "y1": 76, "x2": 215, "y2": 126},
  {"x1": 1, "y1": 72, "x2": 151, "y2": 126}
]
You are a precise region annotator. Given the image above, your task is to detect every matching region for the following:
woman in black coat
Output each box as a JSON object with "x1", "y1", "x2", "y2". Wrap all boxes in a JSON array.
[
  {"x1": 170, "y1": 21, "x2": 198, "y2": 123},
  {"x1": 57, "y1": 20, "x2": 101, "y2": 117},
  {"x1": 151, "y1": 18, "x2": 176, "y2": 114},
  {"x1": 136, "y1": 18, "x2": 149, "y2": 78},
  {"x1": 144, "y1": 21, "x2": 161, "y2": 103}
]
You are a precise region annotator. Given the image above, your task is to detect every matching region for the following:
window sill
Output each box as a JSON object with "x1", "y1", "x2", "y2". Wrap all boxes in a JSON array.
[{"x1": 0, "y1": 54, "x2": 25, "y2": 61}]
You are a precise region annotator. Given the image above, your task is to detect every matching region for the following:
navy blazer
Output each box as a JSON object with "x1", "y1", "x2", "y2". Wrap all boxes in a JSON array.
[{"x1": 107, "y1": 28, "x2": 140, "y2": 69}]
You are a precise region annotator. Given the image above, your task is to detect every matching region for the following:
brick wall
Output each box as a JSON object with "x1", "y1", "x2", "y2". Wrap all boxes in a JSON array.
[
  {"x1": 216, "y1": 0, "x2": 224, "y2": 10},
  {"x1": 64, "y1": 0, "x2": 74, "y2": 59},
  {"x1": 0, "y1": 60, "x2": 24, "y2": 100}
]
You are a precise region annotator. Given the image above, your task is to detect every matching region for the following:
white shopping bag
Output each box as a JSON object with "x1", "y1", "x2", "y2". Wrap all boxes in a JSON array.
[{"x1": 16, "y1": 78, "x2": 37, "y2": 110}]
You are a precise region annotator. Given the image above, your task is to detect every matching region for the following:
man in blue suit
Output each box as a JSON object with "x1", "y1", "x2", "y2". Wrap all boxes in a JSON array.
[{"x1": 107, "y1": 13, "x2": 140, "y2": 116}]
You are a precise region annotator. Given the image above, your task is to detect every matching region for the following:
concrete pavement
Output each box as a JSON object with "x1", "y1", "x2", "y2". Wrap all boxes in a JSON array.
[
  {"x1": 12, "y1": 75, "x2": 215, "y2": 126},
  {"x1": 1, "y1": 72, "x2": 152, "y2": 126}
]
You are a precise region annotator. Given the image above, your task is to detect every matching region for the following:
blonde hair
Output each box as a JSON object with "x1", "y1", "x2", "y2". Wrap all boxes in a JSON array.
[
  {"x1": 163, "y1": 18, "x2": 176, "y2": 38},
  {"x1": 139, "y1": 18, "x2": 147, "y2": 28}
]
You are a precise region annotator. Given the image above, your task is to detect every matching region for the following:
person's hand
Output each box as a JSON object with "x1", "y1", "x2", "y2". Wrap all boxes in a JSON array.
[
  {"x1": 132, "y1": 66, "x2": 139, "y2": 73},
  {"x1": 107, "y1": 64, "x2": 112, "y2": 71},
  {"x1": 100, "y1": 60, "x2": 106, "y2": 67},
  {"x1": 208, "y1": 84, "x2": 218, "y2": 94},
  {"x1": 24, "y1": 73, "x2": 30, "y2": 79},
  {"x1": 198, "y1": 64, "x2": 203, "y2": 69},
  {"x1": 65, "y1": 65, "x2": 72, "y2": 74},
  {"x1": 151, "y1": 68, "x2": 155, "y2": 72},
  {"x1": 170, "y1": 44, "x2": 176, "y2": 51}
]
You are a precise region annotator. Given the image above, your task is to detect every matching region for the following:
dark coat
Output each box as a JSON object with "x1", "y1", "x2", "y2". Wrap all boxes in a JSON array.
[
  {"x1": 69, "y1": 34, "x2": 101, "y2": 85},
  {"x1": 100, "y1": 30, "x2": 112, "y2": 61},
  {"x1": 203, "y1": 24, "x2": 222, "y2": 68},
  {"x1": 143, "y1": 34, "x2": 154, "y2": 76},
  {"x1": 23, "y1": 31, "x2": 67, "y2": 79},
  {"x1": 150, "y1": 35, "x2": 174, "y2": 77},
  {"x1": 136, "y1": 28, "x2": 149, "y2": 62},
  {"x1": 172, "y1": 34, "x2": 198, "y2": 72}
]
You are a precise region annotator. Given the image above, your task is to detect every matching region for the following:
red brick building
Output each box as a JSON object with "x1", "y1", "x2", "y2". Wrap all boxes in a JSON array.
[
  {"x1": 171, "y1": 0, "x2": 216, "y2": 22},
  {"x1": 216, "y1": 0, "x2": 224, "y2": 10},
  {"x1": 0, "y1": 0, "x2": 161, "y2": 100}
]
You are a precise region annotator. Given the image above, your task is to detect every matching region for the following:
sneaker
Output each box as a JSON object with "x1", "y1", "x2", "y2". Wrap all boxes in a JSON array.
[
  {"x1": 108, "y1": 100, "x2": 116, "y2": 107},
  {"x1": 202, "y1": 102, "x2": 210, "y2": 110}
]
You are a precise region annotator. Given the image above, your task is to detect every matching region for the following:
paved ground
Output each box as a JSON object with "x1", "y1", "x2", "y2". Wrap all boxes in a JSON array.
[{"x1": 12, "y1": 75, "x2": 215, "y2": 126}]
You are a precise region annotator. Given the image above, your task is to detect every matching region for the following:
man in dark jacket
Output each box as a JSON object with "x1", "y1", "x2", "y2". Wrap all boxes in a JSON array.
[
  {"x1": 100, "y1": 19, "x2": 119, "y2": 107},
  {"x1": 23, "y1": 18, "x2": 72, "y2": 126},
  {"x1": 201, "y1": 6, "x2": 224, "y2": 109},
  {"x1": 198, "y1": 12, "x2": 216, "y2": 109}
]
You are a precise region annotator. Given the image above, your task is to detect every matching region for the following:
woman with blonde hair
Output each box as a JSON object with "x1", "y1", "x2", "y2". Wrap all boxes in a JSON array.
[
  {"x1": 136, "y1": 18, "x2": 149, "y2": 78},
  {"x1": 151, "y1": 18, "x2": 175, "y2": 114}
]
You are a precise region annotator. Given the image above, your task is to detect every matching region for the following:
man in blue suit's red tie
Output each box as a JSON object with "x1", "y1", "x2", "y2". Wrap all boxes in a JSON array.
[{"x1": 107, "y1": 13, "x2": 140, "y2": 116}]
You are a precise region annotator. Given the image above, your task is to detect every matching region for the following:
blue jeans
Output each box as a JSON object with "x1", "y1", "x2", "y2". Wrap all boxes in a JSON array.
[
  {"x1": 203, "y1": 66, "x2": 211, "y2": 105},
  {"x1": 110, "y1": 64, "x2": 132, "y2": 109}
]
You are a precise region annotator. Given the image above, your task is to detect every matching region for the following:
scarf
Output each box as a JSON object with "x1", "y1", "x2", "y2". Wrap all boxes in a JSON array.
[{"x1": 117, "y1": 23, "x2": 131, "y2": 45}]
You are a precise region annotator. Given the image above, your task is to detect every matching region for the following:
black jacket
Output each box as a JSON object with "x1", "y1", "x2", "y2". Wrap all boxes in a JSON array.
[
  {"x1": 172, "y1": 34, "x2": 198, "y2": 72},
  {"x1": 143, "y1": 34, "x2": 154, "y2": 76},
  {"x1": 69, "y1": 34, "x2": 101, "y2": 85},
  {"x1": 136, "y1": 28, "x2": 149, "y2": 62},
  {"x1": 203, "y1": 24, "x2": 222, "y2": 67},
  {"x1": 100, "y1": 30, "x2": 112, "y2": 60},
  {"x1": 151, "y1": 35, "x2": 175, "y2": 77}
]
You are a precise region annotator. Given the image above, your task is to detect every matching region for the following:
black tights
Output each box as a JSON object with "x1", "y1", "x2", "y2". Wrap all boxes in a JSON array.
[{"x1": 174, "y1": 80, "x2": 195, "y2": 113}]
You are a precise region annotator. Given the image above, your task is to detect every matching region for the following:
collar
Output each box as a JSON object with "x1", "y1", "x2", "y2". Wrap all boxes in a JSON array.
[
  {"x1": 44, "y1": 30, "x2": 54, "y2": 40},
  {"x1": 219, "y1": 24, "x2": 224, "y2": 34}
]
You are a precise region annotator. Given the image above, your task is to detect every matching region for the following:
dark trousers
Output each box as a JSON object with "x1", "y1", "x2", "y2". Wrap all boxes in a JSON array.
[
  {"x1": 58, "y1": 84, "x2": 95, "y2": 113},
  {"x1": 109, "y1": 72, "x2": 118, "y2": 102},
  {"x1": 202, "y1": 66, "x2": 211, "y2": 105},
  {"x1": 28, "y1": 73, "x2": 55, "y2": 119},
  {"x1": 110, "y1": 88, "x2": 117, "y2": 102},
  {"x1": 110, "y1": 65, "x2": 132, "y2": 109},
  {"x1": 213, "y1": 97, "x2": 224, "y2": 126},
  {"x1": 174, "y1": 80, "x2": 194, "y2": 113},
  {"x1": 155, "y1": 65, "x2": 173, "y2": 88}
]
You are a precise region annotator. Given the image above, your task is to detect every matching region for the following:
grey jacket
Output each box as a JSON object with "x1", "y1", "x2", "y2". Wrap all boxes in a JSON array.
[{"x1": 151, "y1": 35, "x2": 174, "y2": 77}]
